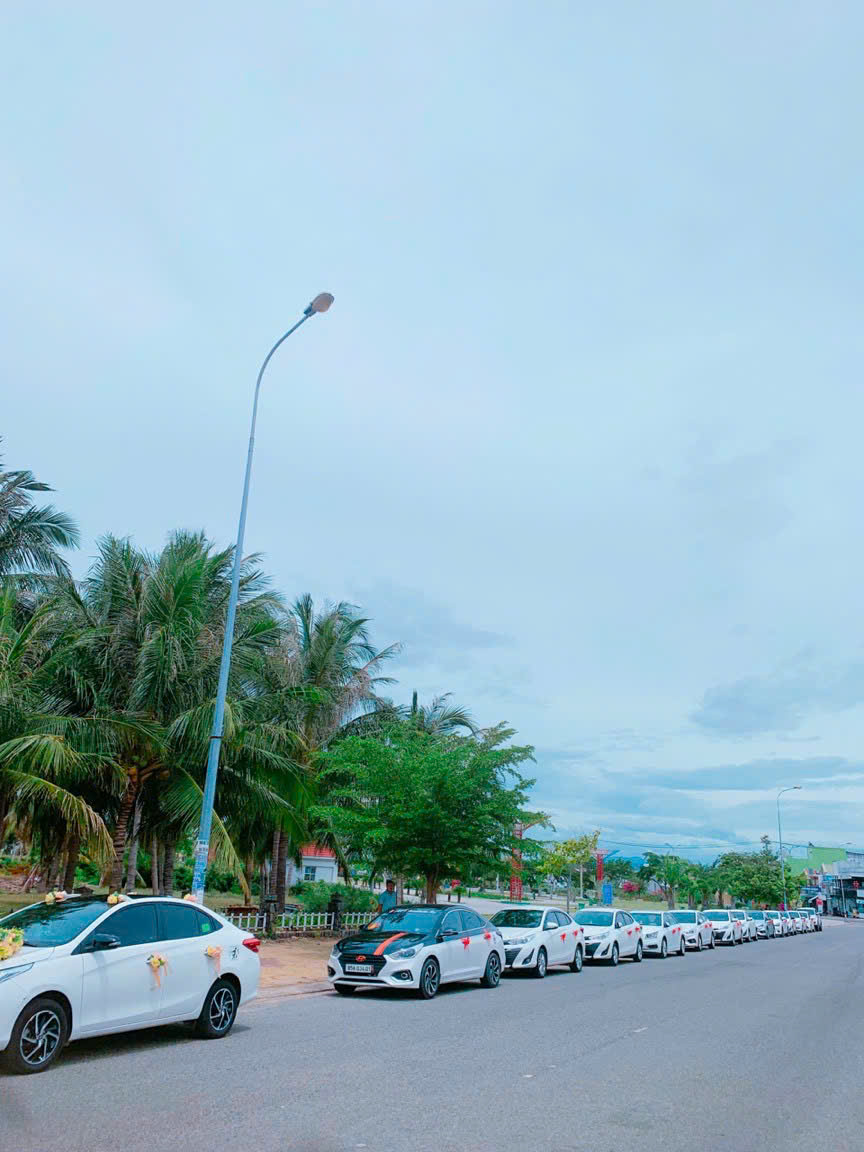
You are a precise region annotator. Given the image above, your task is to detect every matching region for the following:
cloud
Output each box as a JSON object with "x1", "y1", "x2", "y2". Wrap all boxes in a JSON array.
[
  {"x1": 691, "y1": 652, "x2": 864, "y2": 736},
  {"x1": 350, "y1": 581, "x2": 513, "y2": 666}
]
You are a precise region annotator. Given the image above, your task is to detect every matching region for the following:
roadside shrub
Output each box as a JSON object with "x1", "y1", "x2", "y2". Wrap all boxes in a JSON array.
[{"x1": 290, "y1": 880, "x2": 377, "y2": 913}]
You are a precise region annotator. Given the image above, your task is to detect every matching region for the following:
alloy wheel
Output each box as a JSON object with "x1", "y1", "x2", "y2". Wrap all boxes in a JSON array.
[
  {"x1": 20, "y1": 1009, "x2": 62, "y2": 1069},
  {"x1": 660, "y1": 938, "x2": 668, "y2": 959},
  {"x1": 209, "y1": 987, "x2": 235, "y2": 1033},
  {"x1": 422, "y1": 960, "x2": 439, "y2": 997},
  {"x1": 536, "y1": 948, "x2": 547, "y2": 978}
]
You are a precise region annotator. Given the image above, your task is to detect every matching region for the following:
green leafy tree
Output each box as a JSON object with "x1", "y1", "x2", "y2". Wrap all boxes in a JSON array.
[
  {"x1": 317, "y1": 721, "x2": 537, "y2": 902},
  {"x1": 641, "y1": 852, "x2": 690, "y2": 907},
  {"x1": 544, "y1": 831, "x2": 601, "y2": 907}
]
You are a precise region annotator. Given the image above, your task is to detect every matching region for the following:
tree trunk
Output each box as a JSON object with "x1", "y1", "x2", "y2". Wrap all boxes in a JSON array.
[
  {"x1": 161, "y1": 841, "x2": 176, "y2": 896},
  {"x1": 244, "y1": 857, "x2": 254, "y2": 896},
  {"x1": 63, "y1": 832, "x2": 81, "y2": 891},
  {"x1": 275, "y1": 829, "x2": 289, "y2": 913},
  {"x1": 259, "y1": 863, "x2": 268, "y2": 904},
  {"x1": 108, "y1": 778, "x2": 138, "y2": 891},
  {"x1": 425, "y1": 874, "x2": 439, "y2": 903},
  {"x1": 270, "y1": 826, "x2": 281, "y2": 904},
  {"x1": 44, "y1": 853, "x2": 60, "y2": 892},
  {"x1": 151, "y1": 834, "x2": 161, "y2": 895},
  {"x1": 124, "y1": 799, "x2": 143, "y2": 893}
]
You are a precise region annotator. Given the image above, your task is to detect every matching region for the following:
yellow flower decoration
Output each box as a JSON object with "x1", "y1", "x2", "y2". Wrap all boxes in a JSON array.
[
  {"x1": 146, "y1": 953, "x2": 168, "y2": 986},
  {"x1": 43, "y1": 890, "x2": 68, "y2": 905},
  {"x1": 205, "y1": 944, "x2": 222, "y2": 974},
  {"x1": 183, "y1": 893, "x2": 196, "y2": 902},
  {"x1": 0, "y1": 928, "x2": 24, "y2": 962},
  {"x1": 107, "y1": 892, "x2": 128, "y2": 906}
]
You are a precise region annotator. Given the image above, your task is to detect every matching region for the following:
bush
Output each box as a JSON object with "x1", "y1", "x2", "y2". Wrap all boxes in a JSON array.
[{"x1": 289, "y1": 880, "x2": 377, "y2": 913}]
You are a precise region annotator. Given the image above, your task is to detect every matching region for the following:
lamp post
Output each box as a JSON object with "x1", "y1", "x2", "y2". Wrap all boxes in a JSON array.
[
  {"x1": 190, "y1": 292, "x2": 334, "y2": 904},
  {"x1": 777, "y1": 786, "x2": 801, "y2": 911}
]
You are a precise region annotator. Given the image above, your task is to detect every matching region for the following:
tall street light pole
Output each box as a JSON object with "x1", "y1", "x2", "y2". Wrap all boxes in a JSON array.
[
  {"x1": 191, "y1": 292, "x2": 335, "y2": 904},
  {"x1": 777, "y1": 785, "x2": 802, "y2": 911}
]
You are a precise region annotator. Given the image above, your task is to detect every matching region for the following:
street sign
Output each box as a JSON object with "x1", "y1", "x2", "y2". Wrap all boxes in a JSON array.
[{"x1": 601, "y1": 882, "x2": 613, "y2": 905}]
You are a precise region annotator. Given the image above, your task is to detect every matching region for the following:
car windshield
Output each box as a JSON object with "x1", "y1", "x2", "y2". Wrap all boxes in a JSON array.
[
  {"x1": 490, "y1": 909, "x2": 543, "y2": 928},
  {"x1": 765, "y1": 911, "x2": 779, "y2": 918},
  {"x1": 670, "y1": 912, "x2": 696, "y2": 924},
  {"x1": 706, "y1": 910, "x2": 729, "y2": 921},
  {"x1": 573, "y1": 910, "x2": 613, "y2": 926},
  {"x1": 749, "y1": 911, "x2": 765, "y2": 920},
  {"x1": 0, "y1": 897, "x2": 108, "y2": 947},
  {"x1": 363, "y1": 908, "x2": 443, "y2": 934},
  {"x1": 730, "y1": 911, "x2": 746, "y2": 919},
  {"x1": 632, "y1": 913, "x2": 662, "y2": 926}
]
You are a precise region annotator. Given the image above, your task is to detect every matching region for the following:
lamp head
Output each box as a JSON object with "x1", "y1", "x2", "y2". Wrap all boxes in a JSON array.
[{"x1": 304, "y1": 292, "x2": 334, "y2": 317}]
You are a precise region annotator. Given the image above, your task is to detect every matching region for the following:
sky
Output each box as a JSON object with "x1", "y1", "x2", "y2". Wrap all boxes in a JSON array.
[{"x1": 2, "y1": 2, "x2": 863, "y2": 860}]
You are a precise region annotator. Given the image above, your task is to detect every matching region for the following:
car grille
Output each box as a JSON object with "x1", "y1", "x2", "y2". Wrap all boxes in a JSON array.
[
  {"x1": 505, "y1": 948, "x2": 522, "y2": 965},
  {"x1": 585, "y1": 941, "x2": 602, "y2": 956},
  {"x1": 339, "y1": 953, "x2": 387, "y2": 974}
]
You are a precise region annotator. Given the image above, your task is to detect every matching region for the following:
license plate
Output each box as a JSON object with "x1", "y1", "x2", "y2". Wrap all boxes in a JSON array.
[{"x1": 345, "y1": 963, "x2": 373, "y2": 974}]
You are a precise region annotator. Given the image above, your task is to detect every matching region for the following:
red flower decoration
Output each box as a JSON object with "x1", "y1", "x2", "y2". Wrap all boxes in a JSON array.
[
  {"x1": 560, "y1": 933, "x2": 567, "y2": 942},
  {"x1": 461, "y1": 937, "x2": 470, "y2": 949},
  {"x1": 483, "y1": 932, "x2": 492, "y2": 941},
  {"x1": 573, "y1": 930, "x2": 579, "y2": 938}
]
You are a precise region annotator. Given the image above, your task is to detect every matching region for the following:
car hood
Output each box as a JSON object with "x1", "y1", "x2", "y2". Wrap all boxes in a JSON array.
[
  {"x1": 0, "y1": 944, "x2": 55, "y2": 969},
  {"x1": 338, "y1": 931, "x2": 427, "y2": 957},
  {"x1": 495, "y1": 926, "x2": 539, "y2": 941},
  {"x1": 580, "y1": 925, "x2": 613, "y2": 938}
]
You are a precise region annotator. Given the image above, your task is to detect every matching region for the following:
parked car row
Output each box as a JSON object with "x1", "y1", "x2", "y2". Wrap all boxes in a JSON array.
[
  {"x1": 0, "y1": 894, "x2": 261, "y2": 1075},
  {"x1": 326, "y1": 902, "x2": 823, "y2": 998}
]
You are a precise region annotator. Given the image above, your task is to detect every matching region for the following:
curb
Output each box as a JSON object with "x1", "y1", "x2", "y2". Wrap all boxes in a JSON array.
[{"x1": 254, "y1": 980, "x2": 332, "y2": 1003}]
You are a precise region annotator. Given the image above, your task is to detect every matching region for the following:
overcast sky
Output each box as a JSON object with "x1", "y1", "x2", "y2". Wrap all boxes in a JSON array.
[{"x1": 3, "y1": 3, "x2": 862, "y2": 858}]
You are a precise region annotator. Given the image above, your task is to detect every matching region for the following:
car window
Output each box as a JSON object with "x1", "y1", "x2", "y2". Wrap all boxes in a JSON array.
[
  {"x1": 441, "y1": 910, "x2": 460, "y2": 934},
  {"x1": 460, "y1": 909, "x2": 484, "y2": 931},
  {"x1": 157, "y1": 902, "x2": 216, "y2": 941},
  {"x1": 558, "y1": 911, "x2": 572, "y2": 925},
  {"x1": 544, "y1": 912, "x2": 559, "y2": 929},
  {"x1": 621, "y1": 912, "x2": 633, "y2": 925},
  {"x1": 99, "y1": 903, "x2": 159, "y2": 948},
  {"x1": 1, "y1": 897, "x2": 110, "y2": 947}
]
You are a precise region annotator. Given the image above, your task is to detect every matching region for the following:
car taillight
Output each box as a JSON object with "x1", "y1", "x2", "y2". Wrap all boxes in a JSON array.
[{"x1": 243, "y1": 937, "x2": 261, "y2": 953}]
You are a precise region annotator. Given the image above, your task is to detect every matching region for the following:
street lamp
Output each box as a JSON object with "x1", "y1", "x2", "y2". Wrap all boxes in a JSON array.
[
  {"x1": 190, "y1": 293, "x2": 335, "y2": 903},
  {"x1": 777, "y1": 786, "x2": 801, "y2": 911}
]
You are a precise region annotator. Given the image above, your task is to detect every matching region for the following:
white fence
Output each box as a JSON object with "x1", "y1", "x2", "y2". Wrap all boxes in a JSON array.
[{"x1": 224, "y1": 909, "x2": 372, "y2": 934}]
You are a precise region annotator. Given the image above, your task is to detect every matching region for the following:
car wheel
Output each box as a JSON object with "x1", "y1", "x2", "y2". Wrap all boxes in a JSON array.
[
  {"x1": 660, "y1": 938, "x2": 668, "y2": 959},
  {"x1": 633, "y1": 940, "x2": 643, "y2": 963},
  {"x1": 570, "y1": 945, "x2": 583, "y2": 973},
  {"x1": 679, "y1": 935, "x2": 686, "y2": 956},
  {"x1": 534, "y1": 947, "x2": 548, "y2": 979},
  {"x1": 697, "y1": 936, "x2": 703, "y2": 951},
  {"x1": 608, "y1": 943, "x2": 620, "y2": 966},
  {"x1": 481, "y1": 951, "x2": 502, "y2": 988},
  {"x1": 334, "y1": 983, "x2": 357, "y2": 995},
  {"x1": 417, "y1": 957, "x2": 440, "y2": 999},
  {"x1": 195, "y1": 979, "x2": 239, "y2": 1039},
  {"x1": 708, "y1": 933, "x2": 715, "y2": 949},
  {"x1": 1, "y1": 997, "x2": 68, "y2": 1075}
]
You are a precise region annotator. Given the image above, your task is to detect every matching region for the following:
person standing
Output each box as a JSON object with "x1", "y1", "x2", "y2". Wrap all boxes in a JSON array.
[{"x1": 377, "y1": 878, "x2": 397, "y2": 915}]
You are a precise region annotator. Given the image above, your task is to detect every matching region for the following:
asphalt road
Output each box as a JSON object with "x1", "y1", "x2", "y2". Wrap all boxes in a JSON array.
[{"x1": 2, "y1": 920, "x2": 861, "y2": 1152}]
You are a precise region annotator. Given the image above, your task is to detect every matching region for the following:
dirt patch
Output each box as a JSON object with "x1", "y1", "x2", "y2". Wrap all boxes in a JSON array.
[{"x1": 258, "y1": 936, "x2": 334, "y2": 990}]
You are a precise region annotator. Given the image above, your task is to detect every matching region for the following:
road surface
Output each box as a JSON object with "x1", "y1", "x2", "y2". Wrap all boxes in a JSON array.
[{"x1": 2, "y1": 920, "x2": 861, "y2": 1152}]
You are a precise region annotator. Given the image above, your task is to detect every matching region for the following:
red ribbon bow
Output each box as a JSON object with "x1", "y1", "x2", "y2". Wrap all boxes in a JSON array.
[
  {"x1": 483, "y1": 932, "x2": 492, "y2": 941},
  {"x1": 461, "y1": 937, "x2": 470, "y2": 949}
]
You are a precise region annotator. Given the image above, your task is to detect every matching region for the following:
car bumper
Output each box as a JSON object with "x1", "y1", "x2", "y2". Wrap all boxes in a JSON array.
[
  {"x1": 584, "y1": 939, "x2": 613, "y2": 959},
  {"x1": 0, "y1": 977, "x2": 32, "y2": 1051},
  {"x1": 327, "y1": 954, "x2": 422, "y2": 989},
  {"x1": 641, "y1": 937, "x2": 663, "y2": 953},
  {"x1": 682, "y1": 932, "x2": 703, "y2": 948},
  {"x1": 503, "y1": 944, "x2": 537, "y2": 969},
  {"x1": 713, "y1": 930, "x2": 734, "y2": 943}
]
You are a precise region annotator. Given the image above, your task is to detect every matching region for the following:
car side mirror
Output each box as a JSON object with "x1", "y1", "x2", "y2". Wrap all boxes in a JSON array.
[
  {"x1": 89, "y1": 933, "x2": 120, "y2": 952},
  {"x1": 439, "y1": 928, "x2": 457, "y2": 940}
]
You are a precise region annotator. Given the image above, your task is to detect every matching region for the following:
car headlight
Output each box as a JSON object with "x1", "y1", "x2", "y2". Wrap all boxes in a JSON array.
[
  {"x1": 507, "y1": 935, "x2": 534, "y2": 946},
  {"x1": 594, "y1": 931, "x2": 610, "y2": 940},
  {"x1": 392, "y1": 943, "x2": 424, "y2": 959},
  {"x1": 645, "y1": 931, "x2": 658, "y2": 939},
  {"x1": 0, "y1": 963, "x2": 34, "y2": 985}
]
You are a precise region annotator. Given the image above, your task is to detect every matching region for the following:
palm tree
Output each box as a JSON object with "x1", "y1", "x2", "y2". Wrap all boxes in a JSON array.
[
  {"x1": 408, "y1": 692, "x2": 477, "y2": 735},
  {"x1": 40, "y1": 532, "x2": 302, "y2": 892},
  {"x1": 0, "y1": 442, "x2": 79, "y2": 582}
]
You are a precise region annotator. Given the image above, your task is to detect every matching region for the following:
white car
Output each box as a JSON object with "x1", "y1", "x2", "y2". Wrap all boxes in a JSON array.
[
  {"x1": 669, "y1": 910, "x2": 715, "y2": 951},
  {"x1": 785, "y1": 910, "x2": 803, "y2": 934},
  {"x1": 489, "y1": 906, "x2": 585, "y2": 977},
  {"x1": 573, "y1": 908, "x2": 643, "y2": 966},
  {"x1": 328, "y1": 904, "x2": 505, "y2": 998},
  {"x1": 806, "y1": 907, "x2": 823, "y2": 932},
  {"x1": 0, "y1": 894, "x2": 260, "y2": 1075},
  {"x1": 791, "y1": 910, "x2": 809, "y2": 933},
  {"x1": 703, "y1": 909, "x2": 744, "y2": 945},
  {"x1": 730, "y1": 909, "x2": 757, "y2": 942},
  {"x1": 631, "y1": 911, "x2": 686, "y2": 958},
  {"x1": 764, "y1": 909, "x2": 784, "y2": 936},
  {"x1": 746, "y1": 911, "x2": 775, "y2": 939},
  {"x1": 778, "y1": 909, "x2": 796, "y2": 935}
]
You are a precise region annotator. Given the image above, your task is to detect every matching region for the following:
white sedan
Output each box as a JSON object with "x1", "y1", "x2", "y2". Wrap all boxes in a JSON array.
[
  {"x1": 747, "y1": 911, "x2": 775, "y2": 939},
  {"x1": 631, "y1": 911, "x2": 687, "y2": 958},
  {"x1": 730, "y1": 910, "x2": 758, "y2": 942},
  {"x1": 0, "y1": 894, "x2": 260, "y2": 1075},
  {"x1": 573, "y1": 908, "x2": 643, "y2": 965},
  {"x1": 764, "y1": 910, "x2": 785, "y2": 937},
  {"x1": 489, "y1": 906, "x2": 585, "y2": 977},
  {"x1": 328, "y1": 905, "x2": 505, "y2": 998},
  {"x1": 669, "y1": 910, "x2": 715, "y2": 951},
  {"x1": 703, "y1": 909, "x2": 744, "y2": 945}
]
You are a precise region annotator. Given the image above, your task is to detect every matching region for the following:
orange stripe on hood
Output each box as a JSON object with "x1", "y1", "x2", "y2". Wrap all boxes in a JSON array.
[{"x1": 373, "y1": 932, "x2": 406, "y2": 956}]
